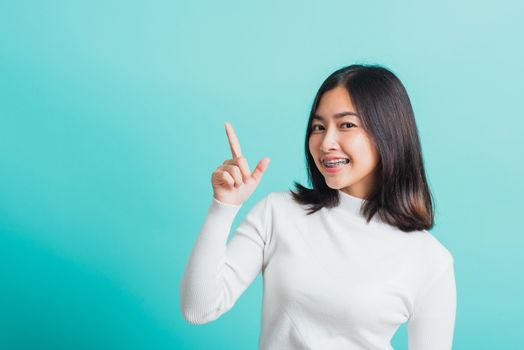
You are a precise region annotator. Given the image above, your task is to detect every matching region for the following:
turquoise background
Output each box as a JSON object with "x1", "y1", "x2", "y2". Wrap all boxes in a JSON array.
[{"x1": 1, "y1": 0, "x2": 522, "y2": 349}]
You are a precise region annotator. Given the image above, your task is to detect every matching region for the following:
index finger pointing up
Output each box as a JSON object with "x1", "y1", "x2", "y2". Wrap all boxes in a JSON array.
[{"x1": 225, "y1": 122, "x2": 243, "y2": 158}]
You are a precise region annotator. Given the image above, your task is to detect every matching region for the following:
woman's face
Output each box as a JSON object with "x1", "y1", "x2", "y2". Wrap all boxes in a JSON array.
[{"x1": 308, "y1": 86, "x2": 379, "y2": 199}]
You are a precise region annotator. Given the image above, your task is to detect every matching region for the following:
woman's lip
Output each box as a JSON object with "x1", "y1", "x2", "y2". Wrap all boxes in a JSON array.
[
  {"x1": 322, "y1": 157, "x2": 349, "y2": 161},
  {"x1": 323, "y1": 161, "x2": 349, "y2": 173}
]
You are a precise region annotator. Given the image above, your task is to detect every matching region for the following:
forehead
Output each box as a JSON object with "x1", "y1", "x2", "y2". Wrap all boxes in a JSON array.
[
  {"x1": 313, "y1": 87, "x2": 360, "y2": 121},
  {"x1": 315, "y1": 86, "x2": 358, "y2": 118}
]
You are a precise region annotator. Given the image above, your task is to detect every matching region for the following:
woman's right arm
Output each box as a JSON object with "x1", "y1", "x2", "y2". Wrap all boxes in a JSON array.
[
  {"x1": 179, "y1": 193, "x2": 272, "y2": 324},
  {"x1": 180, "y1": 122, "x2": 271, "y2": 324}
]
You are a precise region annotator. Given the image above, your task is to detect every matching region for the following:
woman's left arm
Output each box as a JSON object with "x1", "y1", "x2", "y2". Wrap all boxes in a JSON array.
[{"x1": 407, "y1": 259, "x2": 457, "y2": 350}]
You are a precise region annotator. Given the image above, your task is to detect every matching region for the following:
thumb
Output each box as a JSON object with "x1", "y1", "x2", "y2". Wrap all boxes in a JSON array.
[{"x1": 251, "y1": 157, "x2": 270, "y2": 183}]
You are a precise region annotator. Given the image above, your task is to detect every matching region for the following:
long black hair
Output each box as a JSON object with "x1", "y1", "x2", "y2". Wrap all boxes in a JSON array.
[{"x1": 290, "y1": 64, "x2": 435, "y2": 232}]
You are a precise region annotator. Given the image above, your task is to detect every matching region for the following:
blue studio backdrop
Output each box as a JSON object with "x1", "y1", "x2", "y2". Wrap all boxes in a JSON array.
[{"x1": 1, "y1": 0, "x2": 523, "y2": 349}]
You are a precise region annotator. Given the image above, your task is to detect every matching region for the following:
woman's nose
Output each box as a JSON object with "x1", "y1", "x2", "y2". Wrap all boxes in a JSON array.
[{"x1": 320, "y1": 128, "x2": 339, "y2": 152}]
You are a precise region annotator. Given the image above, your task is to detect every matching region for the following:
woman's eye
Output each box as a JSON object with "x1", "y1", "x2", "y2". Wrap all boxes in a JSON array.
[
  {"x1": 311, "y1": 123, "x2": 355, "y2": 132},
  {"x1": 341, "y1": 122, "x2": 356, "y2": 129}
]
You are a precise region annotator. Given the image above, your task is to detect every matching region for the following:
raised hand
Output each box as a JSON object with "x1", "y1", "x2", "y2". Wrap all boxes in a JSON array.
[{"x1": 211, "y1": 122, "x2": 270, "y2": 206}]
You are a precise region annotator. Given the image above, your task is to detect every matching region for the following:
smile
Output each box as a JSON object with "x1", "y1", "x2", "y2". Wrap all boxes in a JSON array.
[
  {"x1": 322, "y1": 159, "x2": 350, "y2": 173},
  {"x1": 323, "y1": 158, "x2": 349, "y2": 167}
]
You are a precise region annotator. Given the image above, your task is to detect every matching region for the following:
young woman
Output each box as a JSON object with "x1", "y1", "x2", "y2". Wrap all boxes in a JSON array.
[{"x1": 180, "y1": 64, "x2": 456, "y2": 350}]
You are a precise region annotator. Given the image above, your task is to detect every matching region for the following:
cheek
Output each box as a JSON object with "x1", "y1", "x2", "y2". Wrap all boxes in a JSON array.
[
  {"x1": 342, "y1": 134, "x2": 375, "y2": 162},
  {"x1": 356, "y1": 137, "x2": 379, "y2": 166},
  {"x1": 362, "y1": 136, "x2": 379, "y2": 163},
  {"x1": 308, "y1": 137, "x2": 318, "y2": 155}
]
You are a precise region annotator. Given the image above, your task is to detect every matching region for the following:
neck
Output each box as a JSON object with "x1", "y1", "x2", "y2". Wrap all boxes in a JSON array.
[{"x1": 335, "y1": 189, "x2": 366, "y2": 216}]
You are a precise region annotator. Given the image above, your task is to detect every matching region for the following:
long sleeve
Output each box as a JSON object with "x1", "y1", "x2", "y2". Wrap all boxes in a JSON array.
[
  {"x1": 408, "y1": 259, "x2": 457, "y2": 350},
  {"x1": 179, "y1": 194, "x2": 271, "y2": 325}
]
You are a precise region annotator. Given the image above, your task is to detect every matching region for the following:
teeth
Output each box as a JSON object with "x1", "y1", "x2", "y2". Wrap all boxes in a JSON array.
[
  {"x1": 323, "y1": 158, "x2": 349, "y2": 163},
  {"x1": 323, "y1": 158, "x2": 349, "y2": 167}
]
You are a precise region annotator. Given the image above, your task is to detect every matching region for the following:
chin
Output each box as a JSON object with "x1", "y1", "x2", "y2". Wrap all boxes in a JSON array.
[{"x1": 324, "y1": 179, "x2": 351, "y2": 190}]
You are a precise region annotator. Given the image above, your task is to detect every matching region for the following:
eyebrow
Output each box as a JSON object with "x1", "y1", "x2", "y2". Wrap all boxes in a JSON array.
[{"x1": 312, "y1": 111, "x2": 360, "y2": 121}]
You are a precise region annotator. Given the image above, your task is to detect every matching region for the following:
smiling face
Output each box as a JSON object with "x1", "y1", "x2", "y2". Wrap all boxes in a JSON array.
[{"x1": 308, "y1": 86, "x2": 380, "y2": 199}]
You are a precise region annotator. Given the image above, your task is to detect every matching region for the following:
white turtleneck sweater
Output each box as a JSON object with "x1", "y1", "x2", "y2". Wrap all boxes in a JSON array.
[{"x1": 180, "y1": 190, "x2": 456, "y2": 350}]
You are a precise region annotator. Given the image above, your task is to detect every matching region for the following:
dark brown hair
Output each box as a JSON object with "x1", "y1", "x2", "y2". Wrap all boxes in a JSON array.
[{"x1": 289, "y1": 64, "x2": 435, "y2": 232}]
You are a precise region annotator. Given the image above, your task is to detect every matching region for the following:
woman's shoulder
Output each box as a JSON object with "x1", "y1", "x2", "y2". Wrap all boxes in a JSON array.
[
  {"x1": 265, "y1": 190, "x2": 306, "y2": 211},
  {"x1": 411, "y1": 230, "x2": 454, "y2": 269},
  {"x1": 266, "y1": 190, "x2": 293, "y2": 202},
  {"x1": 247, "y1": 191, "x2": 308, "y2": 220},
  {"x1": 244, "y1": 191, "x2": 297, "y2": 215}
]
